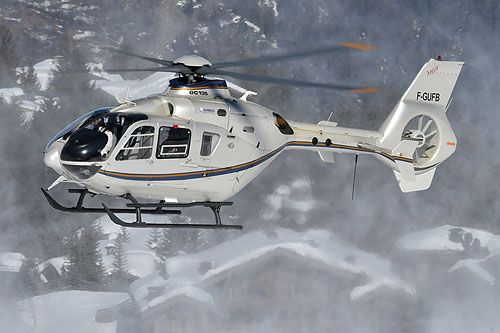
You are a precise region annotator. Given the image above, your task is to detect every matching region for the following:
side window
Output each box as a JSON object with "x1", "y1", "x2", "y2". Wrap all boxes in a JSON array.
[
  {"x1": 116, "y1": 126, "x2": 155, "y2": 161},
  {"x1": 156, "y1": 127, "x2": 191, "y2": 159},
  {"x1": 200, "y1": 132, "x2": 220, "y2": 156}
]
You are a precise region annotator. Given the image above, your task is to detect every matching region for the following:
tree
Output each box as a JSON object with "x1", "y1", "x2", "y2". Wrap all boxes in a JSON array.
[
  {"x1": 108, "y1": 232, "x2": 136, "y2": 290},
  {"x1": 111, "y1": 236, "x2": 129, "y2": 275},
  {"x1": 0, "y1": 25, "x2": 17, "y2": 85},
  {"x1": 18, "y1": 66, "x2": 40, "y2": 94},
  {"x1": 118, "y1": 226, "x2": 131, "y2": 243},
  {"x1": 146, "y1": 229, "x2": 161, "y2": 251},
  {"x1": 63, "y1": 223, "x2": 107, "y2": 291},
  {"x1": 156, "y1": 229, "x2": 176, "y2": 259},
  {"x1": 17, "y1": 255, "x2": 42, "y2": 296}
]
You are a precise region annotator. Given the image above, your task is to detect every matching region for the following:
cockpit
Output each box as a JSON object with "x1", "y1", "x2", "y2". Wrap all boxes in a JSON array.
[{"x1": 59, "y1": 111, "x2": 148, "y2": 162}]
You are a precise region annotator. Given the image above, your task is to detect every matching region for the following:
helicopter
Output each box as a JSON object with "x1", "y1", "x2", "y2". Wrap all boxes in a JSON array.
[{"x1": 42, "y1": 43, "x2": 464, "y2": 230}]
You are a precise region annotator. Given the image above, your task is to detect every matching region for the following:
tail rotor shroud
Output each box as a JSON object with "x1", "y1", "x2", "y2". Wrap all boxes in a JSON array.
[{"x1": 402, "y1": 115, "x2": 440, "y2": 167}]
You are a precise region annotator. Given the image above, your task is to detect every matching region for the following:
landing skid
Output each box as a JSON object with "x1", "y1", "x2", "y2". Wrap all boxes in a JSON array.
[{"x1": 41, "y1": 188, "x2": 242, "y2": 230}]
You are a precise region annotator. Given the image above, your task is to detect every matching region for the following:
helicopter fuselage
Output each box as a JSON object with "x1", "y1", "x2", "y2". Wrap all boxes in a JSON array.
[{"x1": 44, "y1": 78, "x2": 394, "y2": 203}]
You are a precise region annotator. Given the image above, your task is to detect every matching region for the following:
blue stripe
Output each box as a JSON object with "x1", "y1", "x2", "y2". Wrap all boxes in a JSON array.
[{"x1": 98, "y1": 141, "x2": 413, "y2": 181}]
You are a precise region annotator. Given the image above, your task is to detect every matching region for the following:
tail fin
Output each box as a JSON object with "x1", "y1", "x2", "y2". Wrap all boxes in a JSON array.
[{"x1": 378, "y1": 59, "x2": 464, "y2": 192}]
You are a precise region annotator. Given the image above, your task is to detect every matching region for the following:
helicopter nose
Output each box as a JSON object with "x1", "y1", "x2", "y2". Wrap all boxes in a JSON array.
[{"x1": 44, "y1": 141, "x2": 65, "y2": 175}]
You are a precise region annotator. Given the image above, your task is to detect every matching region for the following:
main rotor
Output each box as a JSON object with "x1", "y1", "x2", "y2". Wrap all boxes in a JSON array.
[{"x1": 102, "y1": 42, "x2": 380, "y2": 93}]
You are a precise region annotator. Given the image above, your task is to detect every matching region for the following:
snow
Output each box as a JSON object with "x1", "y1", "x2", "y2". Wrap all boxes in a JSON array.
[
  {"x1": 33, "y1": 58, "x2": 58, "y2": 91},
  {"x1": 0, "y1": 61, "x2": 53, "y2": 125},
  {"x1": 94, "y1": 214, "x2": 161, "y2": 278},
  {"x1": 73, "y1": 30, "x2": 94, "y2": 40},
  {"x1": 38, "y1": 215, "x2": 161, "y2": 280},
  {"x1": 88, "y1": 63, "x2": 175, "y2": 100},
  {"x1": 262, "y1": 0, "x2": 279, "y2": 18},
  {"x1": 87, "y1": 63, "x2": 251, "y2": 100},
  {"x1": 449, "y1": 259, "x2": 495, "y2": 285},
  {"x1": 396, "y1": 224, "x2": 496, "y2": 252},
  {"x1": 244, "y1": 20, "x2": 261, "y2": 33},
  {"x1": 17, "y1": 290, "x2": 129, "y2": 333},
  {"x1": 38, "y1": 256, "x2": 65, "y2": 275},
  {"x1": 145, "y1": 282, "x2": 214, "y2": 312},
  {"x1": 0, "y1": 87, "x2": 24, "y2": 104},
  {"x1": 260, "y1": 177, "x2": 316, "y2": 224},
  {"x1": 130, "y1": 228, "x2": 413, "y2": 315},
  {"x1": 0, "y1": 252, "x2": 24, "y2": 272},
  {"x1": 398, "y1": 225, "x2": 500, "y2": 285}
]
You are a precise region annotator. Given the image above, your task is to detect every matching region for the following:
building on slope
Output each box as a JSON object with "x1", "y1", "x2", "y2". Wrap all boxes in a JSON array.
[{"x1": 99, "y1": 228, "x2": 415, "y2": 333}]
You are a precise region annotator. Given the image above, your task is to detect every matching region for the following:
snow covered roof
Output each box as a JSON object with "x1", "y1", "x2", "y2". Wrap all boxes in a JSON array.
[
  {"x1": 129, "y1": 273, "x2": 213, "y2": 316},
  {"x1": 397, "y1": 224, "x2": 500, "y2": 253},
  {"x1": 397, "y1": 225, "x2": 500, "y2": 285},
  {"x1": 0, "y1": 252, "x2": 24, "y2": 272},
  {"x1": 17, "y1": 291, "x2": 129, "y2": 333},
  {"x1": 130, "y1": 228, "x2": 414, "y2": 317}
]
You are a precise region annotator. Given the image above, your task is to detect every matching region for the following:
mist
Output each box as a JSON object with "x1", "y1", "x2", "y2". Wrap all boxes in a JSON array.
[{"x1": 0, "y1": 0, "x2": 499, "y2": 332}]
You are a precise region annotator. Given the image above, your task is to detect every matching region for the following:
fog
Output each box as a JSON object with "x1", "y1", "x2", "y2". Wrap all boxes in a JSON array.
[{"x1": 0, "y1": 0, "x2": 499, "y2": 332}]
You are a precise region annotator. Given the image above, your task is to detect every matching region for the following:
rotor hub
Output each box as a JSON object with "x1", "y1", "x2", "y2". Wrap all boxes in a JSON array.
[
  {"x1": 173, "y1": 55, "x2": 212, "y2": 68},
  {"x1": 410, "y1": 130, "x2": 426, "y2": 148}
]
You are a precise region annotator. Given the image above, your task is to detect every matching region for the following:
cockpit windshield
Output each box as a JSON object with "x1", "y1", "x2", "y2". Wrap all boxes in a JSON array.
[
  {"x1": 46, "y1": 107, "x2": 112, "y2": 151},
  {"x1": 59, "y1": 112, "x2": 148, "y2": 162}
]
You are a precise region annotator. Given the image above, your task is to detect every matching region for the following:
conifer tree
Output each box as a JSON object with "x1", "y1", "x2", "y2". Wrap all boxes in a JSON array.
[
  {"x1": 18, "y1": 66, "x2": 40, "y2": 94},
  {"x1": 109, "y1": 228, "x2": 137, "y2": 290},
  {"x1": 17, "y1": 255, "x2": 42, "y2": 296},
  {"x1": 0, "y1": 25, "x2": 17, "y2": 85},
  {"x1": 156, "y1": 229, "x2": 176, "y2": 259},
  {"x1": 64, "y1": 223, "x2": 107, "y2": 291},
  {"x1": 146, "y1": 229, "x2": 161, "y2": 251},
  {"x1": 111, "y1": 234, "x2": 129, "y2": 277},
  {"x1": 118, "y1": 226, "x2": 131, "y2": 243}
]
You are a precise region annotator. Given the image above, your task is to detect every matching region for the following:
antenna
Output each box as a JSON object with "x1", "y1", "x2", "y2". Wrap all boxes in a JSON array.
[
  {"x1": 351, "y1": 154, "x2": 358, "y2": 200},
  {"x1": 327, "y1": 111, "x2": 334, "y2": 122}
]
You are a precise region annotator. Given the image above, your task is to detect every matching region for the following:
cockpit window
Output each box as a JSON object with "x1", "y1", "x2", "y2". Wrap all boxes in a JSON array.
[
  {"x1": 116, "y1": 126, "x2": 155, "y2": 161},
  {"x1": 59, "y1": 111, "x2": 149, "y2": 162},
  {"x1": 46, "y1": 107, "x2": 111, "y2": 151},
  {"x1": 156, "y1": 127, "x2": 191, "y2": 159}
]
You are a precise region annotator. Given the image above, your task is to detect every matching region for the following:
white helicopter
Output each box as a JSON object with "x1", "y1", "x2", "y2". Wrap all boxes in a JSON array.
[{"x1": 42, "y1": 43, "x2": 464, "y2": 229}]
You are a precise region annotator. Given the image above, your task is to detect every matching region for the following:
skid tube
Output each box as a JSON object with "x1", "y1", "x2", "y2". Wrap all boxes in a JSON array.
[{"x1": 41, "y1": 188, "x2": 243, "y2": 230}]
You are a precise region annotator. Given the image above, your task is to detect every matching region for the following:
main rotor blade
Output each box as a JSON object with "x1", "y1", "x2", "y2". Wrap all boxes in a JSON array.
[
  {"x1": 97, "y1": 63, "x2": 193, "y2": 74},
  {"x1": 103, "y1": 46, "x2": 174, "y2": 67},
  {"x1": 200, "y1": 68, "x2": 379, "y2": 93},
  {"x1": 211, "y1": 42, "x2": 376, "y2": 69},
  {"x1": 101, "y1": 67, "x2": 179, "y2": 73}
]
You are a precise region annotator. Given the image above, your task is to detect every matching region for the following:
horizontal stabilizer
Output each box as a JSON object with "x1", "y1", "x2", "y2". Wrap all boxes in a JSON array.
[
  {"x1": 391, "y1": 140, "x2": 419, "y2": 157},
  {"x1": 394, "y1": 168, "x2": 436, "y2": 193},
  {"x1": 392, "y1": 140, "x2": 418, "y2": 184}
]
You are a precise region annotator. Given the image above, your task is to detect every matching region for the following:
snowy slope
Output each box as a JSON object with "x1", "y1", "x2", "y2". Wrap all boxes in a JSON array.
[
  {"x1": 88, "y1": 64, "x2": 251, "y2": 100},
  {"x1": 0, "y1": 58, "x2": 57, "y2": 125},
  {"x1": 17, "y1": 291, "x2": 129, "y2": 333},
  {"x1": 33, "y1": 58, "x2": 58, "y2": 91}
]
